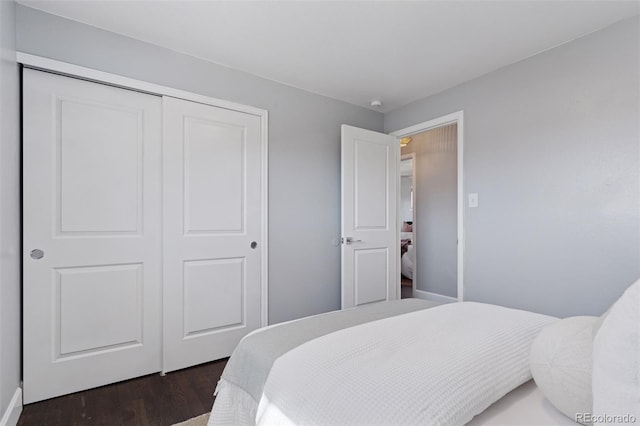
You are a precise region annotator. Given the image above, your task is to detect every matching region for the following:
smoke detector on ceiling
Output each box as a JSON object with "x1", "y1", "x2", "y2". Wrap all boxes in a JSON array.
[{"x1": 370, "y1": 99, "x2": 383, "y2": 108}]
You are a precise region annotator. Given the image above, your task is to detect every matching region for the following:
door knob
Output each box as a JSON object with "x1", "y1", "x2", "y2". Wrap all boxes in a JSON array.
[
  {"x1": 342, "y1": 237, "x2": 362, "y2": 245},
  {"x1": 30, "y1": 249, "x2": 44, "y2": 260},
  {"x1": 250, "y1": 241, "x2": 258, "y2": 249}
]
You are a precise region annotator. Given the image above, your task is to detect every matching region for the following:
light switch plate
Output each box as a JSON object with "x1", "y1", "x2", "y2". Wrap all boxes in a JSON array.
[{"x1": 468, "y1": 193, "x2": 479, "y2": 208}]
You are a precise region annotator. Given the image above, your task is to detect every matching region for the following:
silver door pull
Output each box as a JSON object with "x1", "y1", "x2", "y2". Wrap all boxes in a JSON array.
[
  {"x1": 342, "y1": 237, "x2": 362, "y2": 245},
  {"x1": 30, "y1": 249, "x2": 44, "y2": 260}
]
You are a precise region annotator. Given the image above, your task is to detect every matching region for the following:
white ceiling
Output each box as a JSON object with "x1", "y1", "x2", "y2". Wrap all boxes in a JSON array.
[{"x1": 18, "y1": 1, "x2": 640, "y2": 112}]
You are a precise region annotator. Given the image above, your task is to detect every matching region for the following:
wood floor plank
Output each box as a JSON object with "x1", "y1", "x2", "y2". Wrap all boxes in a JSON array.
[{"x1": 18, "y1": 359, "x2": 227, "y2": 426}]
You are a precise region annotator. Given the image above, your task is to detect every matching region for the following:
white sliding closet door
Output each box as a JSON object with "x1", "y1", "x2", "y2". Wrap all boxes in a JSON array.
[
  {"x1": 23, "y1": 69, "x2": 162, "y2": 403},
  {"x1": 162, "y1": 97, "x2": 263, "y2": 372}
]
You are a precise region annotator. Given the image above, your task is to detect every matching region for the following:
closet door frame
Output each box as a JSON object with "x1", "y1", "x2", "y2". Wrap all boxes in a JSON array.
[{"x1": 17, "y1": 52, "x2": 270, "y2": 328}]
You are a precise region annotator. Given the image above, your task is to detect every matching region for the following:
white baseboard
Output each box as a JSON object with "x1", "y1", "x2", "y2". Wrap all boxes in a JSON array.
[
  {"x1": 414, "y1": 289, "x2": 457, "y2": 304},
  {"x1": 0, "y1": 388, "x2": 22, "y2": 426}
]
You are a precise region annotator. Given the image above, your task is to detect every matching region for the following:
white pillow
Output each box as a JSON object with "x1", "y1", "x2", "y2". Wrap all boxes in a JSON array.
[
  {"x1": 593, "y1": 279, "x2": 640, "y2": 424},
  {"x1": 530, "y1": 316, "x2": 597, "y2": 424}
]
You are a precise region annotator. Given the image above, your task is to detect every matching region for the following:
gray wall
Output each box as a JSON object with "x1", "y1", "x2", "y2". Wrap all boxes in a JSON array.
[
  {"x1": 16, "y1": 5, "x2": 384, "y2": 324},
  {"x1": 402, "y1": 124, "x2": 458, "y2": 298},
  {"x1": 386, "y1": 16, "x2": 640, "y2": 317},
  {"x1": 0, "y1": 0, "x2": 22, "y2": 417}
]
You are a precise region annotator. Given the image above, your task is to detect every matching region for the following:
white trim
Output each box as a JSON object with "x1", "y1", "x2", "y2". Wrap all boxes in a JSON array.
[
  {"x1": 400, "y1": 153, "x2": 417, "y2": 298},
  {"x1": 261, "y1": 111, "x2": 269, "y2": 325},
  {"x1": 394, "y1": 139, "x2": 401, "y2": 300},
  {"x1": 0, "y1": 388, "x2": 22, "y2": 426},
  {"x1": 391, "y1": 110, "x2": 465, "y2": 302},
  {"x1": 18, "y1": 53, "x2": 270, "y2": 327},
  {"x1": 17, "y1": 52, "x2": 266, "y2": 117},
  {"x1": 414, "y1": 289, "x2": 457, "y2": 304},
  {"x1": 390, "y1": 111, "x2": 462, "y2": 138}
]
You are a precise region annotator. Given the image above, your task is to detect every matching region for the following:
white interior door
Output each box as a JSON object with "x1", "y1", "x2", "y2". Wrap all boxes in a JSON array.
[
  {"x1": 162, "y1": 96, "x2": 263, "y2": 373},
  {"x1": 23, "y1": 69, "x2": 162, "y2": 403},
  {"x1": 341, "y1": 125, "x2": 399, "y2": 309}
]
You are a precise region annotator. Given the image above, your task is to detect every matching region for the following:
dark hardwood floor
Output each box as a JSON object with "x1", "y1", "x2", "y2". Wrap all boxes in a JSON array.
[
  {"x1": 18, "y1": 358, "x2": 228, "y2": 426},
  {"x1": 401, "y1": 276, "x2": 413, "y2": 299}
]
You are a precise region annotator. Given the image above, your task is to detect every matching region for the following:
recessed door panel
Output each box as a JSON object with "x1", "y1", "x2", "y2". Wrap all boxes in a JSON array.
[
  {"x1": 58, "y1": 99, "x2": 142, "y2": 234},
  {"x1": 184, "y1": 117, "x2": 245, "y2": 234},
  {"x1": 57, "y1": 264, "x2": 142, "y2": 356},
  {"x1": 23, "y1": 69, "x2": 162, "y2": 403},
  {"x1": 184, "y1": 258, "x2": 244, "y2": 337},
  {"x1": 354, "y1": 249, "x2": 388, "y2": 306},
  {"x1": 355, "y1": 139, "x2": 389, "y2": 230}
]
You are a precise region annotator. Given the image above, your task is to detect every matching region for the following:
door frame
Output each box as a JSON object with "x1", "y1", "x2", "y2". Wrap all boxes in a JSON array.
[
  {"x1": 17, "y1": 52, "x2": 270, "y2": 326},
  {"x1": 399, "y1": 153, "x2": 417, "y2": 299},
  {"x1": 390, "y1": 110, "x2": 464, "y2": 302}
]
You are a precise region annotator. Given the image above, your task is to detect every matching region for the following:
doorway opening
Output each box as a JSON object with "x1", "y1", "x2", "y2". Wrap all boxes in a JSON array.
[
  {"x1": 392, "y1": 111, "x2": 464, "y2": 303},
  {"x1": 400, "y1": 155, "x2": 415, "y2": 299}
]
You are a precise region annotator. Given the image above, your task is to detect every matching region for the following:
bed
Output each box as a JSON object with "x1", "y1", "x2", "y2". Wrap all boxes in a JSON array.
[
  {"x1": 400, "y1": 230, "x2": 414, "y2": 279},
  {"x1": 401, "y1": 243, "x2": 414, "y2": 280},
  {"x1": 207, "y1": 299, "x2": 578, "y2": 426}
]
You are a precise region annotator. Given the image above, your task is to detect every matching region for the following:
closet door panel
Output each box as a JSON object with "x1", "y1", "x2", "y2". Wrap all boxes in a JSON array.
[
  {"x1": 162, "y1": 96, "x2": 262, "y2": 372},
  {"x1": 57, "y1": 98, "x2": 141, "y2": 233},
  {"x1": 23, "y1": 69, "x2": 162, "y2": 403},
  {"x1": 183, "y1": 116, "x2": 244, "y2": 233}
]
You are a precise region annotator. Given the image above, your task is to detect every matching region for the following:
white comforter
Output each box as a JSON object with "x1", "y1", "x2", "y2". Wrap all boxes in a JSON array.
[{"x1": 255, "y1": 302, "x2": 555, "y2": 426}]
